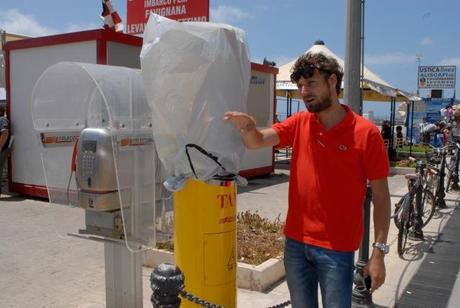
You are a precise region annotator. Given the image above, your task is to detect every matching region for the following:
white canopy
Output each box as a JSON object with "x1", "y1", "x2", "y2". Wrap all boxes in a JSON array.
[{"x1": 276, "y1": 40, "x2": 421, "y2": 102}]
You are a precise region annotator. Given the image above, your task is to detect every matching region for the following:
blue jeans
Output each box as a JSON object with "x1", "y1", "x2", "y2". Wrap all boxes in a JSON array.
[{"x1": 284, "y1": 238, "x2": 355, "y2": 308}]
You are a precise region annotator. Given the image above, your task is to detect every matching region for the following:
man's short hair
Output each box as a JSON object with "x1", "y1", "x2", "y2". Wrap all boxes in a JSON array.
[{"x1": 290, "y1": 52, "x2": 343, "y2": 95}]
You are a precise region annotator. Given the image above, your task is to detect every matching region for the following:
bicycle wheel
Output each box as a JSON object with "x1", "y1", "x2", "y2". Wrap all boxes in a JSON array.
[
  {"x1": 394, "y1": 190, "x2": 435, "y2": 229},
  {"x1": 393, "y1": 194, "x2": 407, "y2": 229},
  {"x1": 424, "y1": 170, "x2": 438, "y2": 195},
  {"x1": 397, "y1": 200, "x2": 410, "y2": 256},
  {"x1": 420, "y1": 189, "x2": 435, "y2": 227}
]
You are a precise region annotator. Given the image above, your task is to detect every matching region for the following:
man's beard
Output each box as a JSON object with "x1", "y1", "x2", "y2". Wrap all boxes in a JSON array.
[{"x1": 304, "y1": 88, "x2": 333, "y2": 113}]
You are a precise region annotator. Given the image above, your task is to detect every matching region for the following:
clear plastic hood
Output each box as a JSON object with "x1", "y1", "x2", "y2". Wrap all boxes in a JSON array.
[{"x1": 31, "y1": 62, "x2": 158, "y2": 251}]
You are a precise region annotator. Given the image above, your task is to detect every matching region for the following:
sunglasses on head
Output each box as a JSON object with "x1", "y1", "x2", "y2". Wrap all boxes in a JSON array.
[{"x1": 291, "y1": 64, "x2": 331, "y2": 80}]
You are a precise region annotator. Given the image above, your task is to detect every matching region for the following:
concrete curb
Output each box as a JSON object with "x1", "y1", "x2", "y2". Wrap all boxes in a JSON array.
[
  {"x1": 143, "y1": 249, "x2": 285, "y2": 292},
  {"x1": 237, "y1": 257, "x2": 285, "y2": 292}
]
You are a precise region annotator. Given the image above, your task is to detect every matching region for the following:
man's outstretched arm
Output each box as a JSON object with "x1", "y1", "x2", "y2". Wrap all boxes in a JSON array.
[{"x1": 224, "y1": 111, "x2": 279, "y2": 149}]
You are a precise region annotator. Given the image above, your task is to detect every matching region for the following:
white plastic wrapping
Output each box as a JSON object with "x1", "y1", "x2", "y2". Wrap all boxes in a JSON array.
[{"x1": 140, "y1": 14, "x2": 250, "y2": 189}]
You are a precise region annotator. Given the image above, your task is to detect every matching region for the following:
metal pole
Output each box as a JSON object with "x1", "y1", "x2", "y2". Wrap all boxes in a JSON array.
[
  {"x1": 389, "y1": 98, "x2": 395, "y2": 161},
  {"x1": 106, "y1": 149, "x2": 144, "y2": 308},
  {"x1": 352, "y1": 186, "x2": 373, "y2": 307},
  {"x1": 105, "y1": 242, "x2": 143, "y2": 308},
  {"x1": 435, "y1": 150, "x2": 447, "y2": 209},
  {"x1": 411, "y1": 55, "x2": 422, "y2": 155},
  {"x1": 409, "y1": 102, "x2": 414, "y2": 157},
  {"x1": 343, "y1": 0, "x2": 362, "y2": 113},
  {"x1": 416, "y1": 55, "x2": 422, "y2": 97},
  {"x1": 344, "y1": 0, "x2": 373, "y2": 306},
  {"x1": 451, "y1": 147, "x2": 460, "y2": 190}
]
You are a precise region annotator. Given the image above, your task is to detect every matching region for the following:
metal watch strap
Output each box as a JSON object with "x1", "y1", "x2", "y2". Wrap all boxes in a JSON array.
[{"x1": 372, "y1": 242, "x2": 389, "y2": 254}]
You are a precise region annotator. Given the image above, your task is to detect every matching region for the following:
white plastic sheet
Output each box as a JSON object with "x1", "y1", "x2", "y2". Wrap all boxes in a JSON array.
[{"x1": 140, "y1": 14, "x2": 250, "y2": 189}]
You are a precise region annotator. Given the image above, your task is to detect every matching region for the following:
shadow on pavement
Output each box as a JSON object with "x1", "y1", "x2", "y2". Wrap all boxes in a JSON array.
[
  {"x1": 0, "y1": 193, "x2": 28, "y2": 202},
  {"x1": 395, "y1": 203, "x2": 460, "y2": 308},
  {"x1": 238, "y1": 161, "x2": 290, "y2": 194},
  {"x1": 238, "y1": 172, "x2": 289, "y2": 194}
]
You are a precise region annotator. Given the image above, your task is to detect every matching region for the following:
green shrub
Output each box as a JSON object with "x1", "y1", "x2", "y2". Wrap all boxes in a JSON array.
[{"x1": 398, "y1": 144, "x2": 431, "y2": 153}]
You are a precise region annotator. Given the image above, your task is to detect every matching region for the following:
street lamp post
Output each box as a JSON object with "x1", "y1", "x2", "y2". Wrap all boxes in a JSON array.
[
  {"x1": 410, "y1": 55, "x2": 422, "y2": 156},
  {"x1": 344, "y1": 1, "x2": 374, "y2": 306},
  {"x1": 416, "y1": 55, "x2": 422, "y2": 97}
]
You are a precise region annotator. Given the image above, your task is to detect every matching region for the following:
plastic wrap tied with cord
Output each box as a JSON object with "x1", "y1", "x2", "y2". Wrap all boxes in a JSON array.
[{"x1": 140, "y1": 14, "x2": 251, "y2": 191}]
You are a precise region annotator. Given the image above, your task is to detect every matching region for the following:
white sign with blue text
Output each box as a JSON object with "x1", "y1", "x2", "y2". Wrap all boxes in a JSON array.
[{"x1": 418, "y1": 65, "x2": 456, "y2": 89}]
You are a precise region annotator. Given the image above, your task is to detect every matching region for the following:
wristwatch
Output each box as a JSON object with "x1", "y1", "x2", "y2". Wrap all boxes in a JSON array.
[{"x1": 372, "y1": 242, "x2": 389, "y2": 254}]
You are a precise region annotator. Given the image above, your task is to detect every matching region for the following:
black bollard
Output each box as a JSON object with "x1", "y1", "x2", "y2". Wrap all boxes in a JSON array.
[
  {"x1": 352, "y1": 185, "x2": 373, "y2": 307},
  {"x1": 151, "y1": 263, "x2": 185, "y2": 308},
  {"x1": 450, "y1": 148, "x2": 460, "y2": 190},
  {"x1": 435, "y1": 150, "x2": 447, "y2": 209}
]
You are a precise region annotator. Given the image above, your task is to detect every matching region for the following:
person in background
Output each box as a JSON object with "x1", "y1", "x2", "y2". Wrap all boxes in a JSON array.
[
  {"x1": 442, "y1": 123, "x2": 451, "y2": 146},
  {"x1": 224, "y1": 52, "x2": 391, "y2": 308},
  {"x1": 419, "y1": 117, "x2": 431, "y2": 144},
  {"x1": 432, "y1": 121, "x2": 446, "y2": 148},
  {"x1": 0, "y1": 106, "x2": 10, "y2": 195},
  {"x1": 380, "y1": 120, "x2": 391, "y2": 142},
  {"x1": 395, "y1": 125, "x2": 403, "y2": 139},
  {"x1": 395, "y1": 125, "x2": 404, "y2": 148}
]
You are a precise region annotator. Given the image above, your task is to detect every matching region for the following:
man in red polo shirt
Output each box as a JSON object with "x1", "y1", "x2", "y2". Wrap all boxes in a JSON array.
[{"x1": 225, "y1": 52, "x2": 391, "y2": 308}]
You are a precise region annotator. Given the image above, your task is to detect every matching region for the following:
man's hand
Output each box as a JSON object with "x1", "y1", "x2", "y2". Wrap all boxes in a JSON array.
[
  {"x1": 364, "y1": 250, "x2": 386, "y2": 293},
  {"x1": 223, "y1": 111, "x2": 256, "y2": 134},
  {"x1": 367, "y1": 178, "x2": 390, "y2": 293},
  {"x1": 223, "y1": 111, "x2": 279, "y2": 149}
]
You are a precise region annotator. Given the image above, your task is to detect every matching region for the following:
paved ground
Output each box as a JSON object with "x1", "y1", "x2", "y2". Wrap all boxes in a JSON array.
[{"x1": 1, "y1": 162, "x2": 460, "y2": 307}]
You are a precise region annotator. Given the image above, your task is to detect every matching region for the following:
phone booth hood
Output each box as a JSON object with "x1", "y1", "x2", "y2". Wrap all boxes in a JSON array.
[{"x1": 31, "y1": 62, "x2": 158, "y2": 251}]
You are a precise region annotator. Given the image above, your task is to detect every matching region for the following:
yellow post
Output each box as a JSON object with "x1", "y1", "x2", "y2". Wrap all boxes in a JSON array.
[{"x1": 174, "y1": 178, "x2": 237, "y2": 308}]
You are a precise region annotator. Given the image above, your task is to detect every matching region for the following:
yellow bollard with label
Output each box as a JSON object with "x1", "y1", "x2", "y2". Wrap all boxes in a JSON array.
[{"x1": 174, "y1": 178, "x2": 237, "y2": 308}]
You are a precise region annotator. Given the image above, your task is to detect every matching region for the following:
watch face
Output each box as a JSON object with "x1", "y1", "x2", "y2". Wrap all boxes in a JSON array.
[{"x1": 373, "y1": 243, "x2": 389, "y2": 254}]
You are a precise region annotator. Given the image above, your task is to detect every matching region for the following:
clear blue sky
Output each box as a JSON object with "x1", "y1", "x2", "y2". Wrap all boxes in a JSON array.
[{"x1": 1, "y1": 0, "x2": 459, "y2": 117}]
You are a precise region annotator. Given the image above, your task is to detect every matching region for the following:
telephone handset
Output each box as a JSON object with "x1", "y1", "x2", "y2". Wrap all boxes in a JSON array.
[
  {"x1": 75, "y1": 128, "x2": 120, "y2": 211},
  {"x1": 71, "y1": 137, "x2": 79, "y2": 172}
]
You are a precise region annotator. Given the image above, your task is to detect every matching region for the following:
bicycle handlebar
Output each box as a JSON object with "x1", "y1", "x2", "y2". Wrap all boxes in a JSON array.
[{"x1": 428, "y1": 144, "x2": 450, "y2": 152}]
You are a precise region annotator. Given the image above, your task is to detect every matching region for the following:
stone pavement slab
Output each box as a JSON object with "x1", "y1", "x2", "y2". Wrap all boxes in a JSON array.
[{"x1": 1, "y1": 170, "x2": 460, "y2": 307}]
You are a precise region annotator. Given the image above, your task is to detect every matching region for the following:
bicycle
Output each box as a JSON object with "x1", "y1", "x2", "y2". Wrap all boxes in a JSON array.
[
  {"x1": 423, "y1": 144, "x2": 445, "y2": 195},
  {"x1": 393, "y1": 160, "x2": 435, "y2": 256}
]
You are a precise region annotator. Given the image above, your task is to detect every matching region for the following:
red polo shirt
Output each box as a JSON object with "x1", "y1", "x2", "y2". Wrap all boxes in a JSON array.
[{"x1": 273, "y1": 105, "x2": 389, "y2": 251}]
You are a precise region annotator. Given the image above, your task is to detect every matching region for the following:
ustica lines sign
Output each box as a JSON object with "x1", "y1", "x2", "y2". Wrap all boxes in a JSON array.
[
  {"x1": 418, "y1": 65, "x2": 457, "y2": 89},
  {"x1": 126, "y1": 0, "x2": 210, "y2": 35}
]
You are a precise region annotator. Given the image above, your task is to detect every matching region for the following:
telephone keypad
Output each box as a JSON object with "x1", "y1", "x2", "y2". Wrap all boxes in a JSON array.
[{"x1": 82, "y1": 154, "x2": 95, "y2": 175}]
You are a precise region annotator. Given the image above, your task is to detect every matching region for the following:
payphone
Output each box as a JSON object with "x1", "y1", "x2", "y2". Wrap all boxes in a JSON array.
[
  {"x1": 76, "y1": 127, "x2": 120, "y2": 212},
  {"x1": 32, "y1": 62, "x2": 158, "y2": 250},
  {"x1": 32, "y1": 62, "x2": 159, "y2": 307}
]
